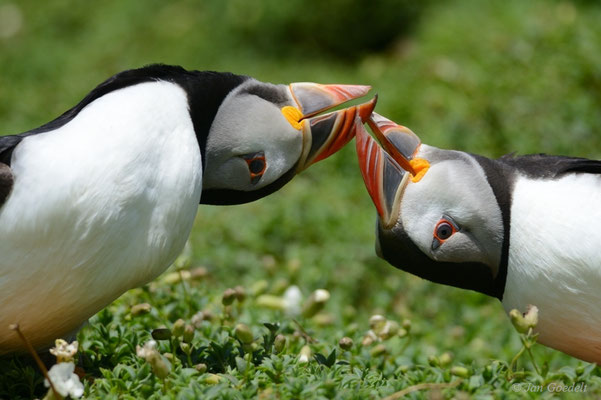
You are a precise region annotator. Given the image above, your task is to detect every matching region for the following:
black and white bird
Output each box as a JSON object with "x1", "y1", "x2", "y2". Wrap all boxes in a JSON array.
[
  {"x1": 354, "y1": 113, "x2": 601, "y2": 363},
  {"x1": 0, "y1": 64, "x2": 376, "y2": 353}
]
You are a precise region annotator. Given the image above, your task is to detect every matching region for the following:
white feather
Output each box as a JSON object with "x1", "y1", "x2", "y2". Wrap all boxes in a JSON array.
[
  {"x1": 0, "y1": 81, "x2": 202, "y2": 353},
  {"x1": 503, "y1": 173, "x2": 601, "y2": 362}
]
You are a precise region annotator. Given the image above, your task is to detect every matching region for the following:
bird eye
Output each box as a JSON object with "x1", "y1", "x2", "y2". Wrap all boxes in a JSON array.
[
  {"x1": 435, "y1": 221, "x2": 454, "y2": 240},
  {"x1": 242, "y1": 152, "x2": 267, "y2": 184},
  {"x1": 432, "y1": 218, "x2": 459, "y2": 250},
  {"x1": 248, "y1": 158, "x2": 265, "y2": 174}
]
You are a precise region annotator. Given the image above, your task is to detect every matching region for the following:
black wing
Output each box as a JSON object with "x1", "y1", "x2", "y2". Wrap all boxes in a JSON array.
[
  {"x1": 0, "y1": 162, "x2": 13, "y2": 207},
  {"x1": 0, "y1": 64, "x2": 195, "y2": 165},
  {"x1": 498, "y1": 153, "x2": 601, "y2": 179},
  {"x1": 0, "y1": 134, "x2": 28, "y2": 165},
  {"x1": 0, "y1": 64, "x2": 248, "y2": 169}
]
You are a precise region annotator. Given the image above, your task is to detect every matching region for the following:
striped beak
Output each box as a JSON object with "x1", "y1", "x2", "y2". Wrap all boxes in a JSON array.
[
  {"x1": 355, "y1": 113, "x2": 424, "y2": 228},
  {"x1": 283, "y1": 83, "x2": 377, "y2": 171}
]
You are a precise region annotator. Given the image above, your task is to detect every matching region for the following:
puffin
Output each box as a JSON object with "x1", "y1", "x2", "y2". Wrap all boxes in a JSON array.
[
  {"x1": 353, "y1": 112, "x2": 601, "y2": 363},
  {"x1": 0, "y1": 64, "x2": 376, "y2": 353}
]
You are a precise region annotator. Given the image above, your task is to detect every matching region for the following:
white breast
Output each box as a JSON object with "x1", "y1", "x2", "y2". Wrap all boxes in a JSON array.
[
  {"x1": 0, "y1": 81, "x2": 202, "y2": 353},
  {"x1": 503, "y1": 173, "x2": 601, "y2": 362}
]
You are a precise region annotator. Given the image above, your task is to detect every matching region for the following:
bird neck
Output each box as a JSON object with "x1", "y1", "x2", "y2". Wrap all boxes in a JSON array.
[
  {"x1": 166, "y1": 67, "x2": 248, "y2": 170},
  {"x1": 469, "y1": 154, "x2": 515, "y2": 300}
]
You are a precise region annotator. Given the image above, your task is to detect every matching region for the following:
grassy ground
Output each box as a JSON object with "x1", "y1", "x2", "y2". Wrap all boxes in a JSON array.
[{"x1": 1, "y1": 0, "x2": 601, "y2": 398}]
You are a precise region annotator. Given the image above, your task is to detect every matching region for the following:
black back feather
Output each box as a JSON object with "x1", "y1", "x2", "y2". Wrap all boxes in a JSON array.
[
  {"x1": 0, "y1": 64, "x2": 249, "y2": 166},
  {"x1": 498, "y1": 153, "x2": 601, "y2": 178},
  {"x1": 0, "y1": 162, "x2": 13, "y2": 207}
]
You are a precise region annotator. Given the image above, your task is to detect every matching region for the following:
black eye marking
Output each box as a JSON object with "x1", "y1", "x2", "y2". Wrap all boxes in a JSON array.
[
  {"x1": 432, "y1": 217, "x2": 459, "y2": 250},
  {"x1": 241, "y1": 152, "x2": 267, "y2": 184}
]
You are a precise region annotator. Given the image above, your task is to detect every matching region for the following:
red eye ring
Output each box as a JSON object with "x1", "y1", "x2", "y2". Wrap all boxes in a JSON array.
[
  {"x1": 433, "y1": 219, "x2": 457, "y2": 242},
  {"x1": 242, "y1": 153, "x2": 267, "y2": 184},
  {"x1": 246, "y1": 155, "x2": 266, "y2": 176}
]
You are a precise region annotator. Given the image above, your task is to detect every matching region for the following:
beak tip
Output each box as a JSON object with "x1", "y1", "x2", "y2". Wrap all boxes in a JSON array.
[
  {"x1": 332, "y1": 84, "x2": 372, "y2": 102},
  {"x1": 346, "y1": 84, "x2": 372, "y2": 97},
  {"x1": 290, "y1": 82, "x2": 372, "y2": 119},
  {"x1": 358, "y1": 95, "x2": 378, "y2": 122}
]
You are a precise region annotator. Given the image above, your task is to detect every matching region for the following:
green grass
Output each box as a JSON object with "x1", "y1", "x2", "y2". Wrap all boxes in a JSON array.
[{"x1": 2, "y1": 0, "x2": 601, "y2": 398}]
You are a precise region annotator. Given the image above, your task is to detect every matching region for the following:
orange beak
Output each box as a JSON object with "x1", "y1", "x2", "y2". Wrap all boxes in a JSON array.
[
  {"x1": 354, "y1": 113, "x2": 423, "y2": 227},
  {"x1": 285, "y1": 83, "x2": 377, "y2": 171}
]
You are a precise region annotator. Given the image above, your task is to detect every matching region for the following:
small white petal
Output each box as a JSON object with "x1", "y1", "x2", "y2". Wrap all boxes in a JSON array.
[
  {"x1": 283, "y1": 285, "x2": 302, "y2": 316},
  {"x1": 44, "y1": 362, "x2": 84, "y2": 398},
  {"x1": 313, "y1": 289, "x2": 330, "y2": 303},
  {"x1": 136, "y1": 340, "x2": 158, "y2": 360}
]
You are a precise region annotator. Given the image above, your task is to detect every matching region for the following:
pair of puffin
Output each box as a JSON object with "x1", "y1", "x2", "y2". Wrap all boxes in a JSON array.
[
  {"x1": 2, "y1": 64, "x2": 599, "y2": 365},
  {"x1": 353, "y1": 113, "x2": 601, "y2": 363},
  {"x1": 0, "y1": 64, "x2": 376, "y2": 353}
]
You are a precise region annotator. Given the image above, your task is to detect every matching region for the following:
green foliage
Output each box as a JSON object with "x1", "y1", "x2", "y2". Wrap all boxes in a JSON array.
[
  {"x1": 314, "y1": 349, "x2": 337, "y2": 368},
  {"x1": 5, "y1": 272, "x2": 601, "y2": 399},
  {"x1": 2, "y1": 0, "x2": 601, "y2": 398},
  {"x1": 223, "y1": 0, "x2": 433, "y2": 60}
]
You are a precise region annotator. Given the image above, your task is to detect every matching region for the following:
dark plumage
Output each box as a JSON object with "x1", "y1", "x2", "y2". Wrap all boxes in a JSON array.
[
  {"x1": 0, "y1": 163, "x2": 13, "y2": 206},
  {"x1": 497, "y1": 153, "x2": 601, "y2": 178},
  {"x1": 0, "y1": 64, "x2": 248, "y2": 168}
]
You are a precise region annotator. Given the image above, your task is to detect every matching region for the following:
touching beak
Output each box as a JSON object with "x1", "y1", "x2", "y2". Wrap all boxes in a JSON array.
[
  {"x1": 354, "y1": 113, "x2": 424, "y2": 228},
  {"x1": 283, "y1": 82, "x2": 377, "y2": 171}
]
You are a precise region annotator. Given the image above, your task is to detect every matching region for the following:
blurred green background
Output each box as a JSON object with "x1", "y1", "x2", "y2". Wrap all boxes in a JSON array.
[{"x1": 2, "y1": 0, "x2": 601, "y2": 384}]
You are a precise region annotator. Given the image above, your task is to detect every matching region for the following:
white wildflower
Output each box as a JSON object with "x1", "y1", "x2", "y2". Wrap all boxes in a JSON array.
[
  {"x1": 44, "y1": 362, "x2": 84, "y2": 398},
  {"x1": 136, "y1": 340, "x2": 171, "y2": 379},
  {"x1": 301, "y1": 289, "x2": 330, "y2": 318},
  {"x1": 369, "y1": 315, "x2": 386, "y2": 334},
  {"x1": 361, "y1": 329, "x2": 379, "y2": 346},
  {"x1": 313, "y1": 289, "x2": 330, "y2": 303},
  {"x1": 136, "y1": 340, "x2": 158, "y2": 360},
  {"x1": 377, "y1": 320, "x2": 400, "y2": 340},
  {"x1": 523, "y1": 305, "x2": 539, "y2": 329},
  {"x1": 298, "y1": 345, "x2": 312, "y2": 364},
  {"x1": 283, "y1": 285, "x2": 302, "y2": 316},
  {"x1": 49, "y1": 339, "x2": 78, "y2": 363},
  {"x1": 509, "y1": 304, "x2": 539, "y2": 334}
]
